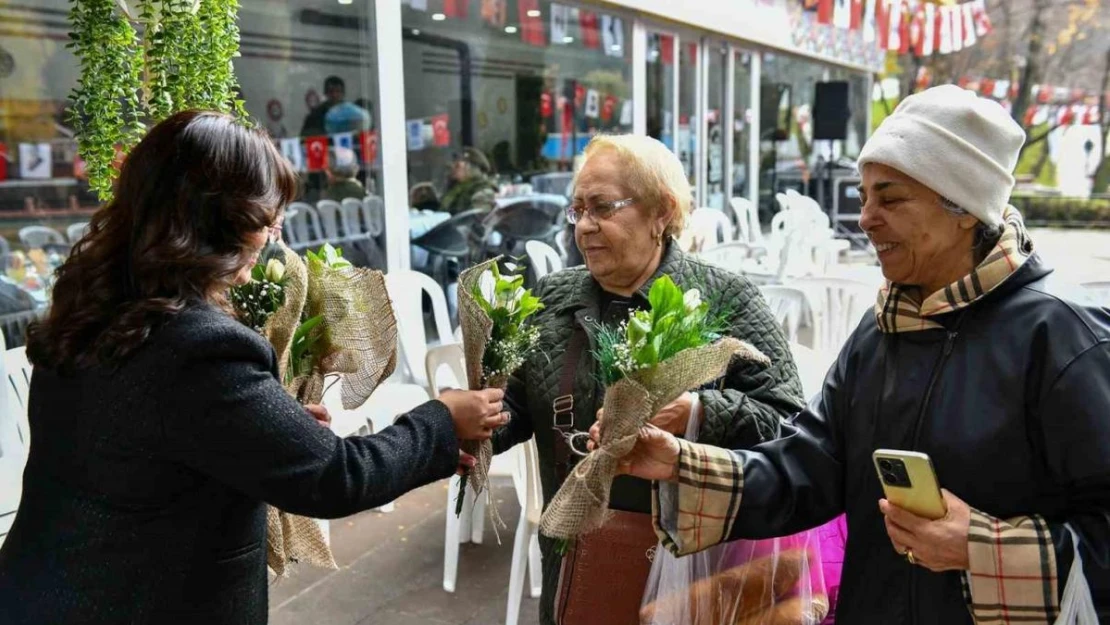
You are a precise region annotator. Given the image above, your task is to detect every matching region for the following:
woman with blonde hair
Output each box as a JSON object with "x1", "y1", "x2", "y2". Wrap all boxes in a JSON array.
[{"x1": 491, "y1": 134, "x2": 804, "y2": 624}]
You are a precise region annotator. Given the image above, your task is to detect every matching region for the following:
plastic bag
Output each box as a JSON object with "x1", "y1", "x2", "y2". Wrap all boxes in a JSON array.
[
  {"x1": 639, "y1": 396, "x2": 831, "y2": 625},
  {"x1": 1055, "y1": 524, "x2": 1097, "y2": 625}
]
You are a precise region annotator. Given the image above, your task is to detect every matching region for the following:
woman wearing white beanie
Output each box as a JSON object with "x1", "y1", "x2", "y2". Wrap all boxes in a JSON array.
[{"x1": 600, "y1": 85, "x2": 1110, "y2": 623}]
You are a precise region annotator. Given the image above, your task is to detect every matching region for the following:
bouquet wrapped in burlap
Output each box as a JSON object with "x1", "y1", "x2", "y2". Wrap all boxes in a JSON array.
[
  {"x1": 258, "y1": 243, "x2": 398, "y2": 577},
  {"x1": 540, "y1": 276, "x2": 769, "y2": 543},
  {"x1": 454, "y1": 257, "x2": 543, "y2": 528}
]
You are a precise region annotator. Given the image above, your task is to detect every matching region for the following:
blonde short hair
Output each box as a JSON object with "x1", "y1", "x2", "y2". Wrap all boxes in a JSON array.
[{"x1": 572, "y1": 134, "x2": 692, "y2": 237}]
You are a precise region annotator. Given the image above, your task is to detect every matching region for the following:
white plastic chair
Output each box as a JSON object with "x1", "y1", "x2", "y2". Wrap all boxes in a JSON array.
[
  {"x1": 362, "y1": 195, "x2": 386, "y2": 238},
  {"x1": 1, "y1": 345, "x2": 31, "y2": 548},
  {"x1": 699, "y1": 241, "x2": 754, "y2": 273},
  {"x1": 729, "y1": 196, "x2": 763, "y2": 245},
  {"x1": 340, "y1": 197, "x2": 369, "y2": 238},
  {"x1": 687, "y1": 208, "x2": 734, "y2": 251},
  {"x1": 425, "y1": 345, "x2": 533, "y2": 595},
  {"x1": 384, "y1": 270, "x2": 455, "y2": 387},
  {"x1": 18, "y1": 226, "x2": 65, "y2": 249},
  {"x1": 790, "y1": 276, "x2": 875, "y2": 354},
  {"x1": 66, "y1": 222, "x2": 90, "y2": 244},
  {"x1": 759, "y1": 285, "x2": 808, "y2": 344},
  {"x1": 1081, "y1": 281, "x2": 1110, "y2": 308},
  {"x1": 525, "y1": 240, "x2": 563, "y2": 280},
  {"x1": 284, "y1": 202, "x2": 325, "y2": 250},
  {"x1": 505, "y1": 439, "x2": 544, "y2": 624},
  {"x1": 315, "y1": 199, "x2": 345, "y2": 241}
]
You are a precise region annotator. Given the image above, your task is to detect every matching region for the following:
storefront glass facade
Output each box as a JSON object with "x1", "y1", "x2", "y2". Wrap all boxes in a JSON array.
[{"x1": 0, "y1": 0, "x2": 876, "y2": 345}]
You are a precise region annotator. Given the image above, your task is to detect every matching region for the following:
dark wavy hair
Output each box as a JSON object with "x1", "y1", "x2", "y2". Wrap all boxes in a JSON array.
[{"x1": 26, "y1": 111, "x2": 298, "y2": 373}]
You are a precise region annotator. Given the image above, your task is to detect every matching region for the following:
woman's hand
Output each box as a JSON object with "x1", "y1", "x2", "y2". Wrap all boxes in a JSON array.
[
  {"x1": 880, "y1": 489, "x2": 971, "y2": 572},
  {"x1": 648, "y1": 392, "x2": 697, "y2": 435},
  {"x1": 305, "y1": 404, "x2": 331, "y2": 428},
  {"x1": 438, "y1": 388, "x2": 508, "y2": 441},
  {"x1": 588, "y1": 419, "x2": 681, "y2": 482}
]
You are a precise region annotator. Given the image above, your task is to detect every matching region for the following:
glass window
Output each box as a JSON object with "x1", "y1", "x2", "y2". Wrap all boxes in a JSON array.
[
  {"x1": 0, "y1": 1, "x2": 85, "y2": 343},
  {"x1": 704, "y1": 42, "x2": 728, "y2": 209},
  {"x1": 645, "y1": 32, "x2": 675, "y2": 151},
  {"x1": 236, "y1": 0, "x2": 381, "y2": 204},
  {"x1": 830, "y1": 68, "x2": 870, "y2": 159},
  {"x1": 678, "y1": 40, "x2": 698, "y2": 198},
  {"x1": 732, "y1": 50, "x2": 753, "y2": 200},
  {"x1": 400, "y1": 0, "x2": 633, "y2": 296},
  {"x1": 758, "y1": 52, "x2": 825, "y2": 215}
]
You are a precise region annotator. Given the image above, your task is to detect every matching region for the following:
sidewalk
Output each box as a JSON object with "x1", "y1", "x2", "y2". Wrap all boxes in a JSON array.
[{"x1": 270, "y1": 480, "x2": 540, "y2": 625}]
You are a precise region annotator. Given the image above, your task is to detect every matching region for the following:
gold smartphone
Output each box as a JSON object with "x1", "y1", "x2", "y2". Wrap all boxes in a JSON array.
[{"x1": 872, "y1": 449, "x2": 947, "y2": 520}]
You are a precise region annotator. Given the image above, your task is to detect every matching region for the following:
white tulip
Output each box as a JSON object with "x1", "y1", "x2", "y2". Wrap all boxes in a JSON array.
[
  {"x1": 683, "y1": 288, "x2": 702, "y2": 313},
  {"x1": 265, "y1": 258, "x2": 285, "y2": 282}
]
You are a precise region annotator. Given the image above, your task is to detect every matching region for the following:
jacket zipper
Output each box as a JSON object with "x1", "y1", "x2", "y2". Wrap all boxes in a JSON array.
[{"x1": 907, "y1": 329, "x2": 959, "y2": 625}]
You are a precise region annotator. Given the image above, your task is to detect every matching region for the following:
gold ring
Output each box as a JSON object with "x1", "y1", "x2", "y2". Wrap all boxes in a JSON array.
[{"x1": 905, "y1": 549, "x2": 916, "y2": 565}]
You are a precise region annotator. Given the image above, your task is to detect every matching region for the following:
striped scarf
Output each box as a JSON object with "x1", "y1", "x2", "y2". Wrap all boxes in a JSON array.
[{"x1": 875, "y1": 206, "x2": 1034, "y2": 334}]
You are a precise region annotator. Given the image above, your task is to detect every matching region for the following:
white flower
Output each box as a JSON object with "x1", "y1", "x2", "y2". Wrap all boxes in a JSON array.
[
  {"x1": 479, "y1": 271, "x2": 496, "y2": 304},
  {"x1": 683, "y1": 288, "x2": 702, "y2": 313},
  {"x1": 265, "y1": 258, "x2": 285, "y2": 282}
]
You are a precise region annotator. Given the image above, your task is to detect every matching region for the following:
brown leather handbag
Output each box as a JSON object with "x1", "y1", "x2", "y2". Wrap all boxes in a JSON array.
[
  {"x1": 550, "y1": 327, "x2": 657, "y2": 624},
  {"x1": 553, "y1": 509, "x2": 658, "y2": 625}
]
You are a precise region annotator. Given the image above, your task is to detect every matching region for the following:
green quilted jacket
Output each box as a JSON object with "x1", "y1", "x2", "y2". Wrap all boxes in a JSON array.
[{"x1": 492, "y1": 243, "x2": 805, "y2": 624}]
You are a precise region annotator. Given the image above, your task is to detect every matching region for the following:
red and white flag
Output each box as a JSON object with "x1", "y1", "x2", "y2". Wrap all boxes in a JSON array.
[
  {"x1": 518, "y1": 0, "x2": 545, "y2": 46},
  {"x1": 443, "y1": 0, "x2": 468, "y2": 19},
  {"x1": 972, "y1": 0, "x2": 993, "y2": 37},
  {"x1": 876, "y1": 0, "x2": 890, "y2": 51},
  {"x1": 359, "y1": 130, "x2": 379, "y2": 164},
  {"x1": 1083, "y1": 106, "x2": 1101, "y2": 125},
  {"x1": 850, "y1": 0, "x2": 864, "y2": 30},
  {"x1": 920, "y1": 2, "x2": 936, "y2": 56},
  {"x1": 862, "y1": 0, "x2": 878, "y2": 42},
  {"x1": 431, "y1": 114, "x2": 451, "y2": 147},
  {"x1": 305, "y1": 136, "x2": 328, "y2": 172},
  {"x1": 579, "y1": 10, "x2": 600, "y2": 49},
  {"x1": 993, "y1": 80, "x2": 1009, "y2": 100},
  {"x1": 886, "y1": 0, "x2": 903, "y2": 52},
  {"x1": 817, "y1": 0, "x2": 834, "y2": 25},
  {"x1": 962, "y1": 2, "x2": 977, "y2": 49},
  {"x1": 937, "y1": 5, "x2": 953, "y2": 54},
  {"x1": 950, "y1": 4, "x2": 964, "y2": 53},
  {"x1": 834, "y1": 0, "x2": 852, "y2": 29}
]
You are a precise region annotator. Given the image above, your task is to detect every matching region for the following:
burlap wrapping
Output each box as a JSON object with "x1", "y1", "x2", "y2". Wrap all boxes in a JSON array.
[
  {"x1": 455, "y1": 257, "x2": 508, "y2": 536},
  {"x1": 262, "y1": 243, "x2": 398, "y2": 577},
  {"x1": 539, "y1": 337, "x2": 770, "y2": 541}
]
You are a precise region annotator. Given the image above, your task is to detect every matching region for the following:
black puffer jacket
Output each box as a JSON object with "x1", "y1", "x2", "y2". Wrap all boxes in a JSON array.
[
  {"x1": 728, "y1": 255, "x2": 1110, "y2": 624},
  {"x1": 493, "y1": 243, "x2": 804, "y2": 624}
]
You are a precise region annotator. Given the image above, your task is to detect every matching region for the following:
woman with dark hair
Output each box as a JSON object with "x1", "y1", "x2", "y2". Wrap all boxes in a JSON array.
[{"x1": 0, "y1": 111, "x2": 507, "y2": 624}]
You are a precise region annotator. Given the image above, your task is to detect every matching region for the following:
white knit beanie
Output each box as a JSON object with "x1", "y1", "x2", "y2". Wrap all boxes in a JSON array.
[{"x1": 857, "y1": 85, "x2": 1025, "y2": 228}]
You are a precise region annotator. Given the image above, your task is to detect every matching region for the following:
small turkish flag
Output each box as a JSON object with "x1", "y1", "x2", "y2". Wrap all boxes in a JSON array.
[
  {"x1": 817, "y1": 0, "x2": 833, "y2": 24},
  {"x1": 575, "y1": 84, "x2": 586, "y2": 109},
  {"x1": 359, "y1": 131, "x2": 379, "y2": 164},
  {"x1": 601, "y1": 95, "x2": 617, "y2": 123},
  {"x1": 541, "y1": 92, "x2": 553, "y2": 118},
  {"x1": 306, "y1": 136, "x2": 329, "y2": 171},
  {"x1": 432, "y1": 114, "x2": 451, "y2": 147},
  {"x1": 1023, "y1": 107, "x2": 1037, "y2": 127}
]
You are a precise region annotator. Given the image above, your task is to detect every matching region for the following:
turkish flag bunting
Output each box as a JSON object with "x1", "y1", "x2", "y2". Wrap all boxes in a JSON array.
[
  {"x1": 541, "y1": 92, "x2": 553, "y2": 118},
  {"x1": 305, "y1": 136, "x2": 328, "y2": 172},
  {"x1": 1023, "y1": 107, "x2": 1037, "y2": 127},
  {"x1": 579, "y1": 10, "x2": 600, "y2": 49},
  {"x1": 432, "y1": 114, "x2": 451, "y2": 147},
  {"x1": 876, "y1": 0, "x2": 890, "y2": 51},
  {"x1": 601, "y1": 95, "x2": 617, "y2": 123},
  {"x1": 850, "y1": 0, "x2": 864, "y2": 29},
  {"x1": 980, "y1": 79, "x2": 995, "y2": 97},
  {"x1": 817, "y1": 0, "x2": 833, "y2": 25},
  {"x1": 518, "y1": 0, "x2": 545, "y2": 46},
  {"x1": 359, "y1": 131, "x2": 379, "y2": 164},
  {"x1": 443, "y1": 0, "x2": 468, "y2": 19},
  {"x1": 660, "y1": 34, "x2": 674, "y2": 65}
]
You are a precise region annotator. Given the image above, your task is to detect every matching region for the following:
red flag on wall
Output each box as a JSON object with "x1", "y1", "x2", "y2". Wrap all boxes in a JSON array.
[
  {"x1": 817, "y1": 0, "x2": 834, "y2": 25},
  {"x1": 431, "y1": 114, "x2": 451, "y2": 147},
  {"x1": 1023, "y1": 107, "x2": 1037, "y2": 127},
  {"x1": 579, "y1": 10, "x2": 600, "y2": 49},
  {"x1": 972, "y1": 0, "x2": 992, "y2": 37},
  {"x1": 443, "y1": 0, "x2": 468, "y2": 19},
  {"x1": 359, "y1": 130, "x2": 379, "y2": 163},
  {"x1": 897, "y1": 2, "x2": 911, "y2": 54},
  {"x1": 659, "y1": 34, "x2": 674, "y2": 65},
  {"x1": 980, "y1": 79, "x2": 995, "y2": 97},
  {"x1": 911, "y1": 7, "x2": 925, "y2": 56},
  {"x1": 305, "y1": 136, "x2": 328, "y2": 171},
  {"x1": 518, "y1": 0, "x2": 545, "y2": 46}
]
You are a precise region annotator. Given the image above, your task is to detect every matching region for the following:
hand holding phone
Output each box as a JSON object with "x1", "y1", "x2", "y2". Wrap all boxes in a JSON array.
[{"x1": 872, "y1": 449, "x2": 947, "y2": 520}]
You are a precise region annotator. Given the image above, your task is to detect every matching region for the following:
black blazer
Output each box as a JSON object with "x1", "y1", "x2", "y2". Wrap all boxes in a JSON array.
[{"x1": 0, "y1": 304, "x2": 458, "y2": 624}]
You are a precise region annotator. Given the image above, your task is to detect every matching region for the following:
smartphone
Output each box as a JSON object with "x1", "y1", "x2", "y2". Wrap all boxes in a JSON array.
[{"x1": 872, "y1": 449, "x2": 947, "y2": 520}]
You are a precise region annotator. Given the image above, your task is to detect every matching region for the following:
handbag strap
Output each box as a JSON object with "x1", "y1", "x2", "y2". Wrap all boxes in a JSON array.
[{"x1": 552, "y1": 324, "x2": 587, "y2": 484}]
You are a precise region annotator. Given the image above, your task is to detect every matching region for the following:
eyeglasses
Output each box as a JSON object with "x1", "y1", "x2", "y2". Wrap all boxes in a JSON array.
[
  {"x1": 566, "y1": 197, "x2": 634, "y2": 225},
  {"x1": 267, "y1": 223, "x2": 283, "y2": 244}
]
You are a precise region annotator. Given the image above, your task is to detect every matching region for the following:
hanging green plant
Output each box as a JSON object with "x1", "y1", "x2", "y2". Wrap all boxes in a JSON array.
[
  {"x1": 68, "y1": 0, "x2": 249, "y2": 202},
  {"x1": 66, "y1": 0, "x2": 145, "y2": 201}
]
